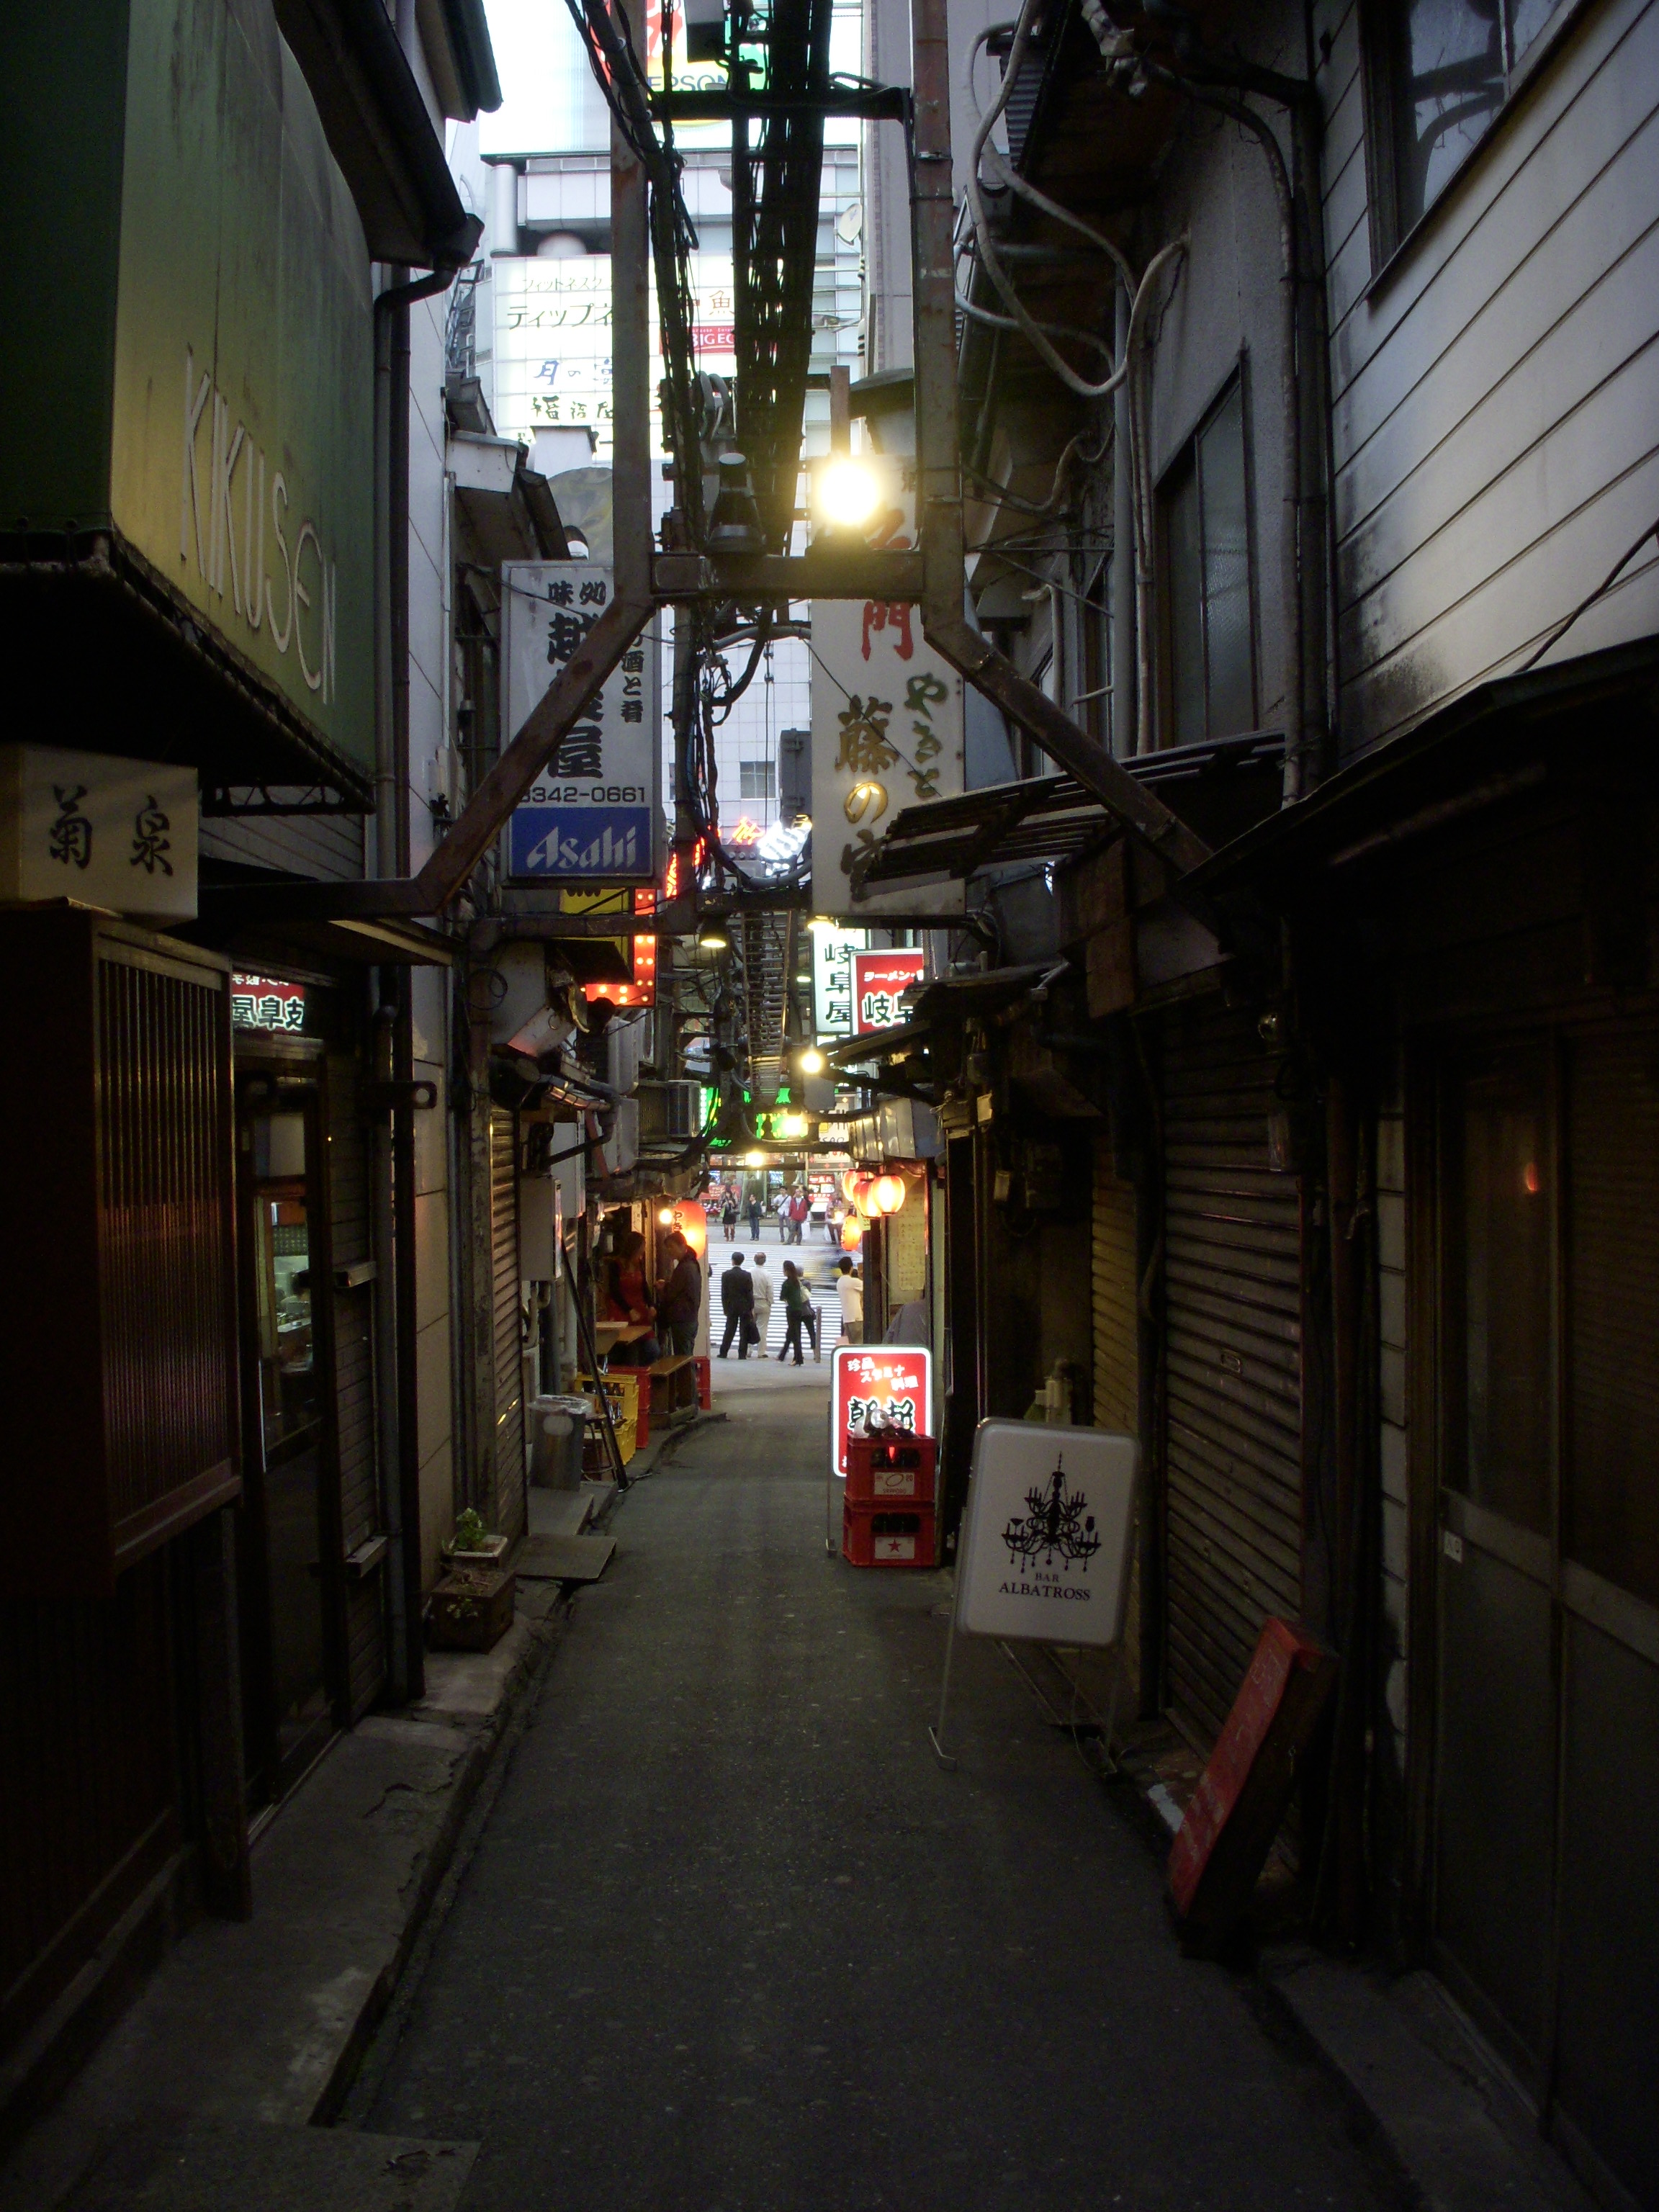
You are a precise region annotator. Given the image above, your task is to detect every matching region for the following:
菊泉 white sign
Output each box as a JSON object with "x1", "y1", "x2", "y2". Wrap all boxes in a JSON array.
[
  {"x1": 0, "y1": 745, "x2": 197, "y2": 920},
  {"x1": 955, "y1": 1420, "x2": 1136, "y2": 1647},
  {"x1": 501, "y1": 563, "x2": 660, "y2": 884},
  {"x1": 809, "y1": 455, "x2": 965, "y2": 922}
]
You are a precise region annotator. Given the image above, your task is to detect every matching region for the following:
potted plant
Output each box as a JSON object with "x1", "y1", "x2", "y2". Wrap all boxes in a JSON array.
[{"x1": 440, "y1": 1507, "x2": 511, "y2": 1572}]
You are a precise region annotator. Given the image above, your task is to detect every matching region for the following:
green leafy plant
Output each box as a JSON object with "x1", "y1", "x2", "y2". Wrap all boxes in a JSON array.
[{"x1": 451, "y1": 1508, "x2": 492, "y2": 1553}]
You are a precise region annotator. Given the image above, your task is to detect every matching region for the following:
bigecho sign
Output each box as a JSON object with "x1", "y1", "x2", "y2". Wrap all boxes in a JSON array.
[
  {"x1": 852, "y1": 948, "x2": 925, "y2": 1034},
  {"x1": 954, "y1": 1421, "x2": 1136, "y2": 1646},
  {"x1": 831, "y1": 1345, "x2": 932, "y2": 1476}
]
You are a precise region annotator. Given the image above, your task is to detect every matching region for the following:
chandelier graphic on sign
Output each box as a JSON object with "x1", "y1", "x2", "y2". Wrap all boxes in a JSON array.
[{"x1": 1002, "y1": 1459, "x2": 1102, "y2": 1573}]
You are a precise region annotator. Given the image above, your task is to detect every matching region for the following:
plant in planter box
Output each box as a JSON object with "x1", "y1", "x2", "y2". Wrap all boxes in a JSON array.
[{"x1": 441, "y1": 1507, "x2": 511, "y2": 1570}]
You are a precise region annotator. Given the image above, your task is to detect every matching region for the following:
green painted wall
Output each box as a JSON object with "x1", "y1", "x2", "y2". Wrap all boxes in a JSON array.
[
  {"x1": 0, "y1": 0, "x2": 376, "y2": 777},
  {"x1": 0, "y1": 1, "x2": 132, "y2": 536}
]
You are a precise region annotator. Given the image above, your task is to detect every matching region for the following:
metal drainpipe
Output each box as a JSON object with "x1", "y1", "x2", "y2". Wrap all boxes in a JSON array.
[{"x1": 1111, "y1": 282, "x2": 1136, "y2": 760}]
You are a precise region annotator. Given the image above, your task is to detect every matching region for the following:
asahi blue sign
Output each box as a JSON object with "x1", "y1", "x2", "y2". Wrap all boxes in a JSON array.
[{"x1": 501, "y1": 561, "x2": 659, "y2": 885}]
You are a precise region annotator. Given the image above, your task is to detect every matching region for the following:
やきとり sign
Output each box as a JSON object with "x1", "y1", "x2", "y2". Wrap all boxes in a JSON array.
[{"x1": 954, "y1": 1421, "x2": 1137, "y2": 1647}]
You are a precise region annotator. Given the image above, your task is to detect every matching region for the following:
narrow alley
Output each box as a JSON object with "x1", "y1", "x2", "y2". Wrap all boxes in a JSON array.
[{"x1": 351, "y1": 1375, "x2": 1400, "y2": 2212}]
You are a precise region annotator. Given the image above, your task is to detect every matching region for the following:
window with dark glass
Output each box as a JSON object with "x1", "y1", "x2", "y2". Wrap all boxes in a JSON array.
[
  {"x1": 1158, "y1": 377, "x2": 1254, "y2": 750},
  {"x1": 1367, "y1": 0, "x2": 1557, "y2": 250},
  {"x1": 739, "y1": 758, "x2": 774, "y2": 800}
]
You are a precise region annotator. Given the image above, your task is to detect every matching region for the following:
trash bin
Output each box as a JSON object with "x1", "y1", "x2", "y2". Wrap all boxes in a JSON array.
[{"x1": 529, "y1": 1394, "x2": 590, "y2": 1489}]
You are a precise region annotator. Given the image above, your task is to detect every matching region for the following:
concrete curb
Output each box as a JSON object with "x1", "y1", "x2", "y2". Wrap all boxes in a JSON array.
[
  {"x1": 0, "y1": 1601, "x2": 570, "y2": 2212},
  {"x1": 1099, "y1": 1745, "x2": 1593, "y2": 2212}
]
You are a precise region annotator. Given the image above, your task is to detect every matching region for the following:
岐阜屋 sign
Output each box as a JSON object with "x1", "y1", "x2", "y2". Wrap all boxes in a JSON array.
[
  {"x1": 955, "y1": 1421, "x2": 1136, "y2": 1647},
  {"x1": 502, "y1": 565, "x2": 660, "y2": 884},
  {"x1": 831, "y1": 1345, "x2": 932, "y2": 1477}
]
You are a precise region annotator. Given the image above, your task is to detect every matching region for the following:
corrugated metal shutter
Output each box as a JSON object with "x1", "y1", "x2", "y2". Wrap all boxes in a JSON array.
[
  {"x1": 1092, "y1": 1132, "x2": 1138, "y2": 1433},
  {"x1": 1161, "y1": 998, "x2": 1303, "y2": 1748},
  {"x1": 490, "y1": 1107, "x2": 525, "y2": 1537}
]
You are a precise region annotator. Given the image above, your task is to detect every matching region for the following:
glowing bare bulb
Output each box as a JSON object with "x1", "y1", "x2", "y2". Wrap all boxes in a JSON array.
[{"x1": 817, "y1": 457, "x2": 881, "y2": 531}]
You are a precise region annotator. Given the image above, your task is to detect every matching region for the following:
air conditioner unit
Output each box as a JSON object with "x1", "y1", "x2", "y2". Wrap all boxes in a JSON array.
[{"x1": 599, "y1": 1096, "x2": 639, "y2": 1175}]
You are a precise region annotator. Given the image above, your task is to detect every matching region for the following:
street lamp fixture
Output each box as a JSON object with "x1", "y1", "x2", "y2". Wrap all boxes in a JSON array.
[
  {"x1": 816, "y1": 455, "x2": 881, "y2": 533},
  {"x1": 798, "y1": 1046, "x2": 824, "y2": 1076}
]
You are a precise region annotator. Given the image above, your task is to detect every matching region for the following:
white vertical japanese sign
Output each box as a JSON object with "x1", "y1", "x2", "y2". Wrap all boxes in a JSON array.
[
  {"x1": 501, "y1": 562, "x2": 660, "y2": 884},
  {"x1": 809, "y1": 457, "x2": 965, "y2": 922},
  {"x1": 811, "y1": 922, "x2": 867, "y2": 1038}
]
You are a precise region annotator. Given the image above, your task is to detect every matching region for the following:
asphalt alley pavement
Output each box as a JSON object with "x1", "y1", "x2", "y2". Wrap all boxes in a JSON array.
[{"x1": 359, "y1": 1373, "x2": 1405, "y2": 2212}]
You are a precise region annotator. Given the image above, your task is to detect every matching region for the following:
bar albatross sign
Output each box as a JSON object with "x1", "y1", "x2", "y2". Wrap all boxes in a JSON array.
[{"x1": 954, "y1": 1421, "x2": 1136, "y2": 1645}]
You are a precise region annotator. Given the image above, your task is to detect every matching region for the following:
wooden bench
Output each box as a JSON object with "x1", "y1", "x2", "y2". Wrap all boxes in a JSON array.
[
  {"x1": 645, "y1": 1354, "x2": 698, "y2": 1425},
  {"x1": 607, "y1": 1353, "x2": 699, "y2": 1435}
]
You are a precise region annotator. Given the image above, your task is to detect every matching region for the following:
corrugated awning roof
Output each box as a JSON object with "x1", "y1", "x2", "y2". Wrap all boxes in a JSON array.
[{"x1": 853, "y1": 732, "x2": 1285, "y2": 891}]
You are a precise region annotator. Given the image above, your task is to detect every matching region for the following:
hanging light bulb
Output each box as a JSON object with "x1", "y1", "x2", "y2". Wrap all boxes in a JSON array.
[
  {"x1": 798, "y1": 1046, "x2": 824, "y2": 1076},
  {"x1": 816, "y1": 456, "x2": 881, "y2": 533}
]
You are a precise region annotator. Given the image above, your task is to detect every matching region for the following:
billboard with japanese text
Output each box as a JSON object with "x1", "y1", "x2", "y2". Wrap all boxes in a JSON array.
[
  {"x1": 809, "y1": 457, "x2": 964, "y2": 922},
  {"x1": 501, "y1": 563, "x2": 660, "y2": 885},
  {"x1": 852, "y1": 949, "x2": 925, "y2": 1035}
]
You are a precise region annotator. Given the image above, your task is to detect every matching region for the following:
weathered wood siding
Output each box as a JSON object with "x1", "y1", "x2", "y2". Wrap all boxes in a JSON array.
[{"x1": 1316, "y1": 0, "x2": 1659, "y2": 757}]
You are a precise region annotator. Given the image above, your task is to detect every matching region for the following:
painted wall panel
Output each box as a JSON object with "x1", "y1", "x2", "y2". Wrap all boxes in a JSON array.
[{"x1": 107, "y1": 0, "x2": 375, "y2": 773}]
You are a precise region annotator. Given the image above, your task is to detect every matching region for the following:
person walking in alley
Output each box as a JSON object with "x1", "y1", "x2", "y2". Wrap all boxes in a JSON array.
[
  {"x1": 750, "y1": 1250, "x2": 775, "y2": 1352},
  {"x1": 836, "y1": 1254, "x2": 863, "y2": 1344},
  {"x1": 746, "y1": 1186, "x2": 763, "y2": 1240},
  {"x1": 720, "y1": 1190, "x2": 739, "y2": 1241},
  {"x1": 656, "y1": 1231, "x2": 702, "y2": 1358},
  {"x1": 778, "y1": 1259, "x2": 811, "y2": 1366},
  {"x1": 718, "y1": 1251, "x2": 757, "y2": 1359}
]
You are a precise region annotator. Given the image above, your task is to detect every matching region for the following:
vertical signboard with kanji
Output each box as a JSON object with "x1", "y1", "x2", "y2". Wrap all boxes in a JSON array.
[
  {"x1": 809, "y1": 457, "x2": 965, "y2": 922},
  {"x1": 811, "y1": 923, "x2": 866, "y2": 1039},
  {"x1": 852, "y1": 949, "x2": 925, "y2": 1035},
  {"x1": 501, "y1": 563, "x2": 660, "y2": 884}
]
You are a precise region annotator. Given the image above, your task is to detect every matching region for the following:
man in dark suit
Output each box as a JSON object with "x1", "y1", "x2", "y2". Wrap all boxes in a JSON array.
[{"x1": 718, "y1": 1251, "x2": 756, "y2": 1358}]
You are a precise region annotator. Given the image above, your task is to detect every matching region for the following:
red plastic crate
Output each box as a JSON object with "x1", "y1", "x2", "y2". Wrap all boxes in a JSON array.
[
  {"x1": 842, "y1": 1499, "x2": 937, "y2": 1568},
  {"x1": 845, "y1": 1431, "x2": 936, "y2": 1506},
  {"x1": 693, "y1": 1354, "x2": 711, "y2": 1411}
]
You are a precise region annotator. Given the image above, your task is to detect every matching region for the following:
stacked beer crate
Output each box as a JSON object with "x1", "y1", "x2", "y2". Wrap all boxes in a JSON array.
[{"x1": 842, "y1": 1431, "x2": 938, "y2": 1566}]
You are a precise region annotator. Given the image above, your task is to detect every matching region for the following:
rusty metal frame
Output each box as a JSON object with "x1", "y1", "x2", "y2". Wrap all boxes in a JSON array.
[{"x1": 212, "y1": 0, "x2": 1208, "y2": 932}]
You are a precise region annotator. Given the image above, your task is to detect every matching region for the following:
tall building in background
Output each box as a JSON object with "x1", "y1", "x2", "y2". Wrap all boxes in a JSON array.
[{"x1": 470, "y1": 0, "x2": 865, "y2": 853}]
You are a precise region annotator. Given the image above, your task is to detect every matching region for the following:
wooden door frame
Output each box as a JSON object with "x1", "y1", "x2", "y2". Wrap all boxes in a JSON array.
[{"x1": 233, "y1": 1041, "x2": 349, "y2": 1807}]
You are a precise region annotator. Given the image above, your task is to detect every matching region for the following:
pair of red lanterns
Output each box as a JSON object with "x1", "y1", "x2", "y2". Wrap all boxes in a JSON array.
[{"x1": 843, "y1": 1168, "x2": 907, "y2": 1221}]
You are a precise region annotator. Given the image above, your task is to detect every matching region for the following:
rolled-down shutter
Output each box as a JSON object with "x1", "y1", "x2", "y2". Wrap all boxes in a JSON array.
[
  {"x1": 1161, "y1": 998, "x2": 1303, "y2": 1749},
  {"x1": 489, "y1": 1107, "x2": 525, "y2": 1537}
]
